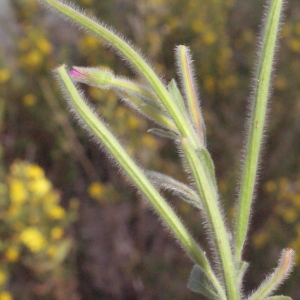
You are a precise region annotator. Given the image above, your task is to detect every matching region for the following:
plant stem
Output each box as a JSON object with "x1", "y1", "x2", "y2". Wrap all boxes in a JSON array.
[
  {"x1": 182, "y1": 138, "x2": 239, "y2": 300},
  {"x1": 56, "y1": 65, "x2": 226, "y2": 299},
  {"x1": 235, "y1": 0, "x2": 284, "y2": 262}
]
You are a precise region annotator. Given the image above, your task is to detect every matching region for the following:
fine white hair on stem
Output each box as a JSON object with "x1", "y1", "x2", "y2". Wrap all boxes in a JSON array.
[
  {"x1": 246, "y1": 248, "x2": 294, "y2": 300},
  {"x1": 234, "y1": 0, "x2": 287, "y2": 259},
  {"x1": 54, "y1": 68, "x2": 150, "y2": 194},
  {"x1": 38, "y1": 0, "x2": 168, "y2": 94}
]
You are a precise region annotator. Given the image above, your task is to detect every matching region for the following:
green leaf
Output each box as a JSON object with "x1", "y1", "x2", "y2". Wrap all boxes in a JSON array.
[
  {"x1": 195, "y1": 148, "x2": 218, "y2": 191},
  {"x1": 147, "y1": 128, "x2": 179, "y2": 140},
  {"x1": 234, "y1": 0, "x2": 285, "y2": 261},
  {"x1": 146, "y1": 170, "x2": 202, "y2": 209},
  {"x1": 236, "y1": 260, "x2": 249, "y2": 286},
  {"x1": 175, "y1": 45, "x2": 206, "y2": 146},
  {"x1": 167, "y1": 79, "x2": 188, "y2": 117},
  {"x1": 265, "y1": 297, "x2": 292, "y2": 300},
  {"x1": 247, "y1": 249, "x2": 294, "y2": 300},
  {"x1": 187, "y1": 265, "x2": 219, "y2": 299},
  {"x1": 121, "y1": 93, "x2": 177, "y2": 131}
]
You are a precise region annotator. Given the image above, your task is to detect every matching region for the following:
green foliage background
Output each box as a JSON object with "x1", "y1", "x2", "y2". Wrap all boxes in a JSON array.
[{"x1": 0, "y1": 0, "x2": 300, "y2": 299}]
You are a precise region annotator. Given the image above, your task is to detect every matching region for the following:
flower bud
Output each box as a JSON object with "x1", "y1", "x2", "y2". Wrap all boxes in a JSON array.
[{"x1": 70, "y1": 66, "x2": 114, "y2": 87}]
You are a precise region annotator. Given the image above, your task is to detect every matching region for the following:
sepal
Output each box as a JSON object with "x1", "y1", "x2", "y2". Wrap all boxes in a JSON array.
[
  {"x1": 195, "y1": 148, "x2": 218, "y2": 194},
  {"x1": 146, "y1": 170, "x2": 202, "y2": 209},
  {"x1": 236, "y1": 260, "x2": 249, "y2": 287},
  {"x1": 147, "y1": 128, "x2": 180, "y2": 140},
  {"x1": 187, "y1": 264, "x2": 219, "y2": 299}
]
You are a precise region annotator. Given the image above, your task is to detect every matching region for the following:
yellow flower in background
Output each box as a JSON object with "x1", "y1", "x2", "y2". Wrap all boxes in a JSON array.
[
  {"x1": 20, "y1": 50, "x2": 43, "y2": 69},
  {"x1": 23, "y1": 94, "x2": 37, "y2": 106},
  {"x1": 289, "y1": 38, "x2": 300, "y2": 53},
  {"x1": 44, "y1": 190, "x2": 60, "y2": 205},
  {"x1": 47, "y1": 245, "x2": 58, "y2": 258},
  {"x1": 252, "y1": 231, "x2": 268, "y2": 248},
  {"x1": 20, "y1": 227, "x2": 46, "y2": 253},
  {"x1": 0, "y1": 69, "x2": 10, "y2": 83},
  {"x1": 9, "y1": 180, "x2": 28, "y2": 205},
  {"x1": 281, "y1": 208, "x2": 298, "y2": 224},
  {"x1": 13, "y1": 221, "x2": 24, "y2": 232},
  {"x1": 0, "y1": 270, "x2": 7, "y2": 285},
  {"x1": 88, "y1": 182, "x2": 105, "y2": 200},
  {"x1": 69, "y1": 198, "x2": 80, "y2": 210},
  {"x1": 47, "y1": 205, "x2": 66, "y2": 220},
  {"x1": 202, "y1": 31, "x2": 217, "y2": 45},
  {"x1": 10, "y1": 161, "x2": 24, "y2": 177},
  {"x1": 80, "y1": 35, "x2": 99, "y2": 51},
  {"x1": 0, "y1": 291, "x2": 12, "y2": 300},
  {"x1": 51, "y1": 227, "x2": 64, "y2": 240},
  {"x1": 127, "y1": 115, "x2": 140, "y2": 130},
  {"x1": 264, "y1": 180, "x2": 277, "y2": 193},
  {"x1": 274, "y1": 76, "x2": 288, "y2": 91},
  {"x1": 191, "y1": 19, "x2": 205, "y2": 33},
  {"x1": 115, "y1": 106, "x2": 126, "y2": 119},
  {"x1": 7, "y1": 206, "x2": 20, "y2": 218},
  {"x1": 28, "y1": 162, "x2": 46, "y2": 179},
  {"x1": 29, "y1": 178, "x2": 51, "y2": 196},
  {"x1": 18, "y1": 38, "x2": 30, "y2": 51},
  {"x1": 5, "y1": 247, "x2": 19, "y2": 262},
  {"x1": 281, "y1": 23, "x2": 292, "y2": 38},
  {"x1": 36, "y1": 38, "x2": 52, "y2": 54},
  {"x1": 204, "y1": 75, "x2": 215, "y2": 94},
  {"x1": 80, "y1": 0, "x2": 93, "y2": 4},
  {"x1": 141, "y1": 134, "x2": 157, "y2": 149}
]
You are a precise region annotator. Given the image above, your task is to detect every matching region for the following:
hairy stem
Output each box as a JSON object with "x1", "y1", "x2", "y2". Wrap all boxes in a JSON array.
[
  {"x1": 56, "y1": 65, "x2": 226, "y2": 299},
  {"x1": 235, "y1": 0, "x2": 284, "y2": 262}
]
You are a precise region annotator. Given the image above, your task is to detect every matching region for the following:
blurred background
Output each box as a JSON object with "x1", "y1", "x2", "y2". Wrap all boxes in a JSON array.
[{"x1": 0, "y1": 0, "x2": 300, "y2": 299}]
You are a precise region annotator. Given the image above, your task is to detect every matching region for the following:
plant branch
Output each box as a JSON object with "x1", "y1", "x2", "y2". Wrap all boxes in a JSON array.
[
  {"x1": 56, "y1": 65, "x2": 226, "y2": 299},
  {"x1": 235, "y1": 0, "x2": 285, "y2": 262}
]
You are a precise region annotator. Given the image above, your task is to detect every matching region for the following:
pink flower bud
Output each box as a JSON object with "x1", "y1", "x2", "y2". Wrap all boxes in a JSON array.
[
  {"x1": 70, "y1": 68, "x2": 86, "y2": 78},
  {"x1": 69, "y1": 66, "x2": 114, "y2": 87}
]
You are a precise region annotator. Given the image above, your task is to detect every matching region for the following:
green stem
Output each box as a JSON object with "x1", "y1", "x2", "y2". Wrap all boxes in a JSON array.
[
  {"x1": 182, "y1": 138, "x2": 239, "y2": 300},
  {"x1": 235, "y1": 0, "x2": 284, "y2": 262},
  {"x1": 56, "y1": 65, "x2": 226, "y2": 299}
]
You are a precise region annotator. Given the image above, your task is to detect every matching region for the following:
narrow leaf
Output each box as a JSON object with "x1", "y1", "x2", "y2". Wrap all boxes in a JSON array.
[
  {"x1": 176, "y1": 45, "x2": 206, "y2": 146},
  {"x1": 187, "y1": 264, "x2": 219, "y2": 299},
  {"x1": 236, "y1": 260, "x2": 249, "y2": 287},
  {"x1": 120, "y1": 93, "x2": 177, "y2": 131},
  {"x1": 168, "y1": 79, "x2": 189, "y2": 118},
  {"x1": 247, "y1": 248, "x2": 294, "y2": 300},
  {"x1": 265, "y1": 297, "x2": 292, "y2": 300},
  {"x1": 147, "y1": 128, "x2": 179, "y2": 140},
  {"x1": 195, "y1": 148, "x2": 218, "y2": 192},
  {"x1": 146, "y1": 170, "x2": 202, "y2": 209},
  {"x1": 234, "y1": 0, "x2": 286, "y2": 261}
]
